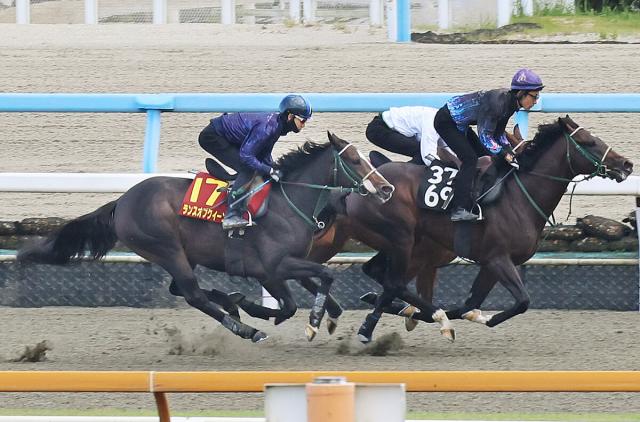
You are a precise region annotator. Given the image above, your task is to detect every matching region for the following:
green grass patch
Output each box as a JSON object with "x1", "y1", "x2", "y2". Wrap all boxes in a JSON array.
[
  {"x1": 415, "y1": 11, "x2": 640, "y2": 40},
  {"x1": 511, "y1": 13, "x2": 640, "y2": 37}
]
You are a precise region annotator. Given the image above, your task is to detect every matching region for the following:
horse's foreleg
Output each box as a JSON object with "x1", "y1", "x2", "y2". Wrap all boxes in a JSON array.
[
  {"x1": 357, "y1": 287, "x2": 397, "y2": 344},
  {"x1": 483, "y1": 258, "x2": 530, "y2": 327},
  {"x1": 445, "y1": 266, "x2": 497, "y2": 323},
  {"x1": 274, "y1": 257, "x2": 335, "y2": 341},
  {"x1": 399, "y1": 290, "x2": 455, "y2": 342},
  {"x1": 297, "y1": 277, "x2": 344, "y2": 335}
]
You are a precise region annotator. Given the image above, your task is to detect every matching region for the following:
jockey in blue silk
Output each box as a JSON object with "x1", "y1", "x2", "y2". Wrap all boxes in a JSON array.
[
  {"x1": 198, "y1": 94, "x2": 313, "y2": 230},
  {"x1": 434, "y1": 68, "x2": 544, "y2": 222}
]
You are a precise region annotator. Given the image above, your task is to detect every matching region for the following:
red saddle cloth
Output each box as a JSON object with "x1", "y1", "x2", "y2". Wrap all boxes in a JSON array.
[{"x1": 179, "y1": 172, "x2": 271, "y2": 223}]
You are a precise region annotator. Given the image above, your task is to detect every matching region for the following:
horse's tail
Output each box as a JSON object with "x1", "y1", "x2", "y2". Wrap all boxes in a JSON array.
[{"x1": 17, "y1": 200, "x2": 118, "y2": 265}]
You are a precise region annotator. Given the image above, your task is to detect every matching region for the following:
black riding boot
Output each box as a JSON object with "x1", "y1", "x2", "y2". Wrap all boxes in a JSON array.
[
  {"x1": 222, "y1": 188, "x2": 248, "y2": 230},
  {"x1": 450, "y1": 206, "x2": 479, "y2": 221}
]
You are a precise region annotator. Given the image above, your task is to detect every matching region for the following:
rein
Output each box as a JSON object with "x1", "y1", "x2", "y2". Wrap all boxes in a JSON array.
[
  {"x1": 512, "y1": 126, "x2": 611, "y2": 226},
  {"x1": 278, "y1": 143, "x2": 381, "y2": 229}
]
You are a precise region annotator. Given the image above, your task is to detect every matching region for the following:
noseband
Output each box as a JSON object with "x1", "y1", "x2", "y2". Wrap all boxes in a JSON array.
[
  {"x1": 278, "y1": 142, "x2": 392, "y2": 229},
  {"x1": 565, "y1": 126, "x2": 611, "y2": 178},
  {"x1": 337, "y1": 143, "x2": 395, "y2": 197}
]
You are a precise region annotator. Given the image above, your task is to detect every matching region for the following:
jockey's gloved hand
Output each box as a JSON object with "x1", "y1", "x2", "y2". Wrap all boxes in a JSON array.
[
  {"x1": 504, "y1": 153, "x2": 520, "y2": 169},
  {"x1": 269, "y1": 168, "x2": 283, "y2": 182}
]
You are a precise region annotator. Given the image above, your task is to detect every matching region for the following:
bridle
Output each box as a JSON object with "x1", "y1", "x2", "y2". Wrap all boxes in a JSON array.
[
  {"x1": 337, "y1": 143, "x2": 394, "y2": 197},
  {"x1": 511, "y1": 124, "x2": 613, "y2": 226},
  {"x1": 278, "y1": 142, "x2": 393, "y2": 230}
]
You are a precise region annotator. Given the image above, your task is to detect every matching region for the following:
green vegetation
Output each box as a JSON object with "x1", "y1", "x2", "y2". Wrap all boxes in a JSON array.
[
  {"x1": 511, "y1": 11, "x2": 640, "y2": 37},
  {"x1": 413, "y1": 8, "x2": 640, "y2": 40}
]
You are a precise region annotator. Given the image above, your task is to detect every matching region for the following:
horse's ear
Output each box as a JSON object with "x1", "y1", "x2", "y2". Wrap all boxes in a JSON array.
[
  {"x1": 560, "y1": 115, "x2": 577, "y2": 132},
  {"x1": 513, "y1": 124, "x2": 523, "y2": 141},
  {"x1": 327, "y1": 131, "x2": 336, "y2": 142}
]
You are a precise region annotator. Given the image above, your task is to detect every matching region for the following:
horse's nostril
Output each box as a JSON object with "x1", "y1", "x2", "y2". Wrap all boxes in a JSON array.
[
  {"x1": 624, "y1": 160, "x2": 634, "y2": 173},
  {"x1": 381, "y1": 185, "x2": 394, "y2": 195}
]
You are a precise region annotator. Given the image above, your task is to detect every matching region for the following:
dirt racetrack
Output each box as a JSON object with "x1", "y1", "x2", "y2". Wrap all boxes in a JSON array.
[
  {"x1": 0, "y1": 307, "x2": 639, "y2": 415},
  {"x1": 0, "y1": 22, "x2": 639, "y2": 417}
]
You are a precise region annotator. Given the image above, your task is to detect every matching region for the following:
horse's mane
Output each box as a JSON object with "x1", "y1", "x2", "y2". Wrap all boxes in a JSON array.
[
  {"x1": 274, "y1": 141, "x2": 332, "y2": 173},
  {"x1": 519, "y1": 118, "x2": 565, "y2": 169}
]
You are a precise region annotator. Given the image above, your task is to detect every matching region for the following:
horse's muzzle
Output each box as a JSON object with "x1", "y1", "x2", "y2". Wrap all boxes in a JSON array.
[
  {"x1": 378, "y1": 183, "x2": 395, "y2": 203},
  {"x1": 608, "y1": 159, "x2": 633, "y2": 182}
]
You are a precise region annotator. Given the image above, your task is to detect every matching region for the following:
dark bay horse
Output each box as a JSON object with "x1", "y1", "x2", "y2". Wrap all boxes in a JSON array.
[
  {"x1": 17, "y1": 132, "x2": 394, "y2": 343},
  {"x1": 309, "y1": 116, "x2": 633, "y2": 343}
]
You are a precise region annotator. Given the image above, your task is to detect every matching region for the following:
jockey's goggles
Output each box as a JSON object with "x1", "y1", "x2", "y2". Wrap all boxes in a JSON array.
[{"x1": 294, "y1": 115, "x2": 309, "y2": 123}]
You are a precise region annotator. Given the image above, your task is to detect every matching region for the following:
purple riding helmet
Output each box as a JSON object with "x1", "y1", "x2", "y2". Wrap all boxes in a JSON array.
[{"x1": 510, "y1": 68, "x2": 545, "y2": 91}]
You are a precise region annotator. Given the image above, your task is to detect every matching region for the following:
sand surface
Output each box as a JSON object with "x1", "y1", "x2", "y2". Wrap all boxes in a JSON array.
[
  {"x1": 0, "y1": 308, "x2": 640, "y2": 412},
  {"x1": 0, "y1": 307, "x2": 639, "y2": 414},
  {"x1": 0, "y1": 21, "x2": 639, "y2": 417}
]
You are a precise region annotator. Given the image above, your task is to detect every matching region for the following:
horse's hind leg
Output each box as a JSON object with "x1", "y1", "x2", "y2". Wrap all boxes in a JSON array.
[
  {"x1": 169, "y1": 279, "x2": 241, "y2": 320},
  {"x1": 164, "y1": 256, "x2": 267, "y2": 343},
  {"x1": 297, "y1": 277, "x2": 343, "y2": 335},
  {"x1": 260, "y1": 279, "x2": 297, "y2": 326}
]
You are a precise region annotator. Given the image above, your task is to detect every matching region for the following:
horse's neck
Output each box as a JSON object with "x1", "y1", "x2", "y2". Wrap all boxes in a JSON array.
[
  {"x1": 511, "y1": 140, "x2": 575, "y2": 229},
  {"x1": 275, "y1": 150, "x2": 335, "y2": 218}
]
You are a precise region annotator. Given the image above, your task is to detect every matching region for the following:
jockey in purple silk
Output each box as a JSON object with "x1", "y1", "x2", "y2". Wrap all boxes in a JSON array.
[
  {"x1": 434, "y1": 68, "x2": 544, "y2": 221},
  {"x1": 198, "y1": 94, "x2": 313, "y2": 230}
]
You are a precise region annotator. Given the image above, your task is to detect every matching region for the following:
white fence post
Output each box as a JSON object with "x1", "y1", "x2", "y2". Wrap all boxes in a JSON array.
[
  {"x1": 84, "y1": 0, "x2": 97, "y2": 24},
  {"x1": 437, "y1": 0, "x2": 449, "y2": 30},
  {"x1": 289, "y1": 0, "x2": 301, "y2": 22},
  {"x1": 369, "y1": 0, "x2": 383, "y2": 26},
  {"x1": 243, "y1": 3, "x2": 256, "y2": 24},
  {"x1": 497, "y1": 0, "x2": 512, "y2": 27},
  {"x1": 153, "y1": 0, "x2": 167, "y2": 24},
  {"x1": 262, "y1": 287, "x2": 279, "y2": 309},
  {"x1": 386, "y1": 0, "x2": 396, "y2": 41},
  {"x1": 221, "y1": 0, "x2": 235, "y2": 24},
  {"x1": 521, "y1": 0, "x2": 533, "y2": 16},
  {"x1": 563, "y1": 0, "x2": 575, "y2": 12},
  {"x1": 636, "y1": 197, "x2": 640, "y2": 312},
  {"x1": 303, "y1": 0, "x2": 315, "y2": 24},
  {"x1": 16, "y1": 0, "x2": 30, "y2": 24}
]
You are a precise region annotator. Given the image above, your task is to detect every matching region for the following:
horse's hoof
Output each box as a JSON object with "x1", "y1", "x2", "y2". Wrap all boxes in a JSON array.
[
  {"x1": 252, "y1": 331, "x2": 268, "y2": 343},
  {"x1": 462, "y1": 309, "x2": 491, "y2": 325},
  {"x1": 359, "y1": 292, "x2": 377, "y2": 305},
  {"x1": 227, "y1": 292, "x2": 245, "y2": 304},
  {"x1": 399, "y1": 304, "x2": 417, "y2": 318},
  {"x1": 357, "y1": 333, "x2": 372, "y2": 344},
  {"x1": 305, "y1": 324, "x2": 318, "y2": 341},
  {"x1": 404, "y1": 316, "x2": 418, "y2": 332},
  {"x1": 440, "y1": 328, "x2": 456, "y2": 342},
  {"x1": 327, "y1": 316, "x2": 339, "y2": 335}
]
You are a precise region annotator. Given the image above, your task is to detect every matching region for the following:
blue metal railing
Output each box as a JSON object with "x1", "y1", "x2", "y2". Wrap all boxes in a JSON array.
[{"x1": 1, "y1": 93, "x2": 639, "y2": 172}]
